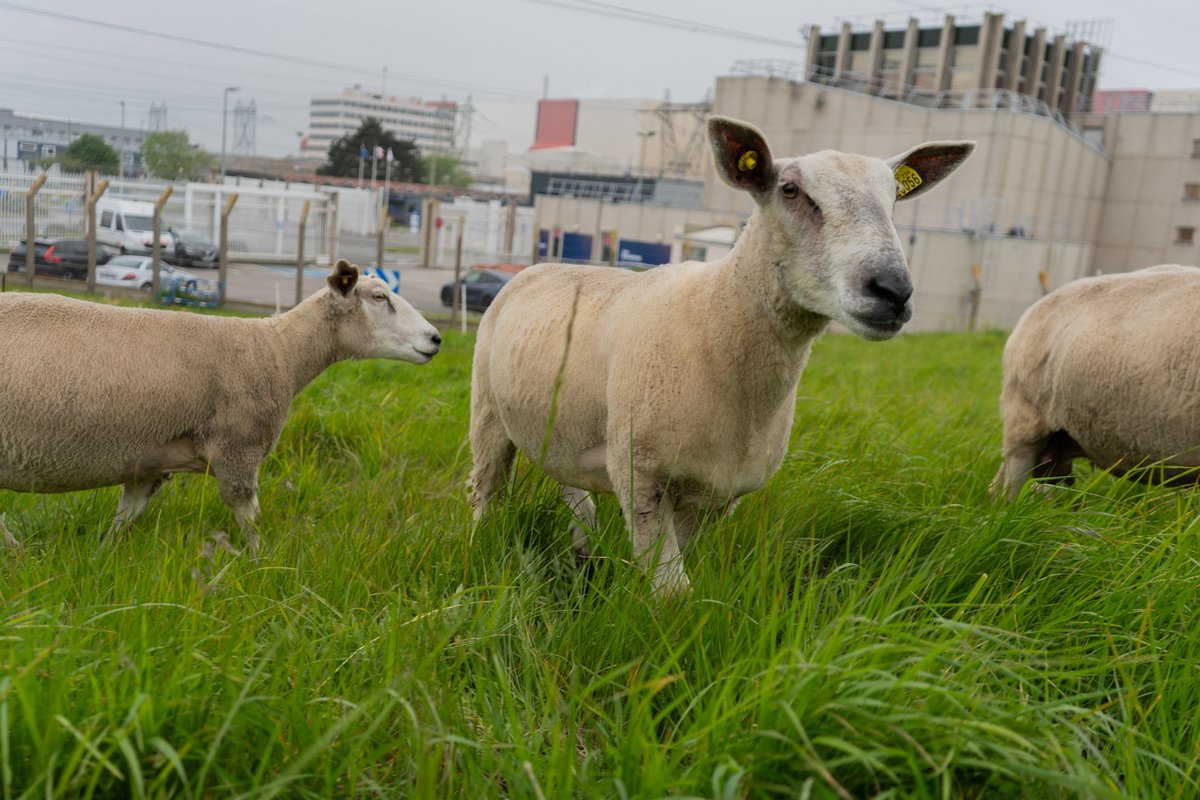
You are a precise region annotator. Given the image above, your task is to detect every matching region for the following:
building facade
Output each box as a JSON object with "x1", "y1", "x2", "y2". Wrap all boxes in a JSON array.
[
  {"x1": 1, "y1": 108, "x2": 147, "y2": 175},
  {"x1": 804, "y1": 12, "x2": 1102, "y2": 119},
  {"x1": 1076, "y1": 109, "x2": 1200, "y2": 272},
  {"x1": 306, "y1": 88, "x2": 456, "y2": 158}
]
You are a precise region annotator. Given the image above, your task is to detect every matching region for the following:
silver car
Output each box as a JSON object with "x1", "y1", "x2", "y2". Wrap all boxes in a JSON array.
[{"x1": 95, "y1": 255, "x2": 200, "y2": 292}]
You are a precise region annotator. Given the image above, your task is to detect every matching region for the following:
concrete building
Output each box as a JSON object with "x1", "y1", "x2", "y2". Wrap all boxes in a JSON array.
[
  {"x1": 1076, "y1": 109, "x2": 1200, "y2": 272},
  {"x1": 1, "y1": 108, "x2": 147, "y2": 175},
  {"x1": 306, "y1": 87, "x2": 456, "y2": 157},
  {"x1": 804, "y1": 12, "x2": 1102, "y2": 118}
]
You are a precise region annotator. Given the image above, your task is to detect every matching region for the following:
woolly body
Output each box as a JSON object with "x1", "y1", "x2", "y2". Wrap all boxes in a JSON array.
[
  {"x1": 469, "y1": 116, "x2": 974, "y2": 595},
  {"x1": 995, "y1": 264, "x2": 1200, "y2": 497},
  {"x1": 0, "y1": 261, "x2": 440, "y2": 545}
]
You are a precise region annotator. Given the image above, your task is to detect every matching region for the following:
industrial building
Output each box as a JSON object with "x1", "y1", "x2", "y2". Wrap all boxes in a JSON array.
[{"x1": 1, "y1": 107, "x2": 147, "y2": 175}]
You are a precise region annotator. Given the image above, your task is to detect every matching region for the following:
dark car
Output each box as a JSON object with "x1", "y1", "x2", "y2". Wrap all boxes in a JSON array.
[
  {"x1": 170, "y1": 229, "x2": 218, "y2": 268},
  {"x1": 440, "y1": 268, "x2": 518, "y2": 313},
  {"x1": 6, "y1": 238, "x2": 113, "y2": 281}
]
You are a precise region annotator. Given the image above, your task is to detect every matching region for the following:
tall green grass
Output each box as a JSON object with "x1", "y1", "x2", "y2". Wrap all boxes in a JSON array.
[{"x1": 2, "y1": 327, "x2": 1198, "y2": 798}]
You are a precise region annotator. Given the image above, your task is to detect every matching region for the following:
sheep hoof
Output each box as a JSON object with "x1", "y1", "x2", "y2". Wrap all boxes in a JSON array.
[
  {"x1": 652, "y1": 562, "x2": 692, "y2": 602},
  {"x1": 1, "y1": 518, "x2": 20, "y2": 550}
]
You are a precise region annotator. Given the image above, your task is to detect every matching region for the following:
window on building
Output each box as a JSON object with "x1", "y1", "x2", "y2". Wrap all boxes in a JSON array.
[
  {"x1": 1184, "y1": 183, "x2": 1200, "y2": 201},
  {"x1": 1192, "y1": 139, "x2": 1200, "y2": 158},
  {"x1": 1177, "y1": 226, "x2": 1196, "y2": 245},
  {"x1": 850, "y1": 32, "x2": 871, "y2": 51},
  {"x1": 917, "y1": 28, "x2": 941, "y2": 47},
  {"x1": 883, "y1": 30, "x2": 905, "y2": 49},
  {"x1": 954, "y1": 25, "x2": 980, "y2": 45}
]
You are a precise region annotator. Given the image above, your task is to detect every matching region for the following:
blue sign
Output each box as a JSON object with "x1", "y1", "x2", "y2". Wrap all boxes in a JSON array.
[
  {"x1": 363, "y1": 267, "x2": 401, "y2": 292},
  {"x1": 617, "y1": 240, "x2": 672, "y2": 268},
  {"x1": 560, "y1": 232, "x2": 593, "y2": 261}
]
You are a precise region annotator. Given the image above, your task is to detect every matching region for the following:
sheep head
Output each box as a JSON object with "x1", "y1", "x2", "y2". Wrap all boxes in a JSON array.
[
  {"x1": 325, "y1": 259, "x2": 442, "y2": 363},
  {"x1": 709, "y1": 116, "x2": 974, "y2": 340}
]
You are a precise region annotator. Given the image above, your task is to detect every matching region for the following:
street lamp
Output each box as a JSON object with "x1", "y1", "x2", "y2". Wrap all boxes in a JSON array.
[{"x1": 220, "y1": 85, "x2": 240, "y2": 183}]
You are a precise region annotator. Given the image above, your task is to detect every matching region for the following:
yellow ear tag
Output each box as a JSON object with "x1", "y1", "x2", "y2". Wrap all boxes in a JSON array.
[
  {"x1": 737, "y1": 150, "x2": 758, "y2": 172},
  {"x1": 341, "y1": 275, "x2": 350, "y2": 285},
  {"x1": 895, "y1": 165, "x2": 922, "y2": 198}
]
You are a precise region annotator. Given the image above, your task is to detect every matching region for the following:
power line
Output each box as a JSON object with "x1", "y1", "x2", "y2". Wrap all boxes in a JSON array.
[
  {"x1": 0, "y1": 0, "x2": 542, "y2": 100},
  {"x1": 518, "y1": 0, "x2": 806, "y2": 49}
]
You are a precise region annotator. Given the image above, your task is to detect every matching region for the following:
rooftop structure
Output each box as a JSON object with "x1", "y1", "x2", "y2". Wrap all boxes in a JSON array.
[{"x1": 802, "y1": 12, "x2": 1103, "y2": 119}]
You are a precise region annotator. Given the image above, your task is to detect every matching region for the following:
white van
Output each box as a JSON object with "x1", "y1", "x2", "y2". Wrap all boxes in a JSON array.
[{"x1": 95, "y1": 198, "x2": 175, "y2": 255}]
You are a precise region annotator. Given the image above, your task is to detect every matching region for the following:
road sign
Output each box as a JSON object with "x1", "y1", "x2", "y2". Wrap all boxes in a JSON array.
[{"x1": 363, "y1": 267, "x2": 401, "y2": 292}]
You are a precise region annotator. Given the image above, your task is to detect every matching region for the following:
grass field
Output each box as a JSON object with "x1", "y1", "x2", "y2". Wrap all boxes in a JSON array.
[{"x1": 2, "y1": 321, "x2": 1199, "y2": 798}]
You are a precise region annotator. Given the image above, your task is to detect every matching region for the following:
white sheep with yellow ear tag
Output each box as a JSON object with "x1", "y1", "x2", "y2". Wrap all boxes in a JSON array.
[{"x1": 468, "y1": 116, "x2": 974, "y2": 598}]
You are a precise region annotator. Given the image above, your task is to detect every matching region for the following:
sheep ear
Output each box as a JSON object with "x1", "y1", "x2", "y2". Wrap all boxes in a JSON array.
[
  {"x1": 328, "y1": 259, "x2": 359, "y2": 296},
  {"x1": 708, "y1": 116, "x2": 775, "y2": 198},
  {"x1": 887, "y1": 141, "x2": 975, "y2": 202}
]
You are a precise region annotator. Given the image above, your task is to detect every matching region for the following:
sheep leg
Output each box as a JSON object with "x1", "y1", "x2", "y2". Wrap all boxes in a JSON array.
[
  {"x1": 560, "y1": 484, "x2": 597, "y2": 558},
  {"x1": 214, "y1": 467, "x2": 262, "y2": 554},
  {"x1": 614, "y1": 474, "x2": 690, "y2": 599},
  {"x1": 467, "y1": 410, "x2": 516, "y2": 520},
  {"x1": 1, "y1": 516, "x2": 18, "y2": 549},
  {"x1": 992, "y1": 393, "x2": 1054, "y2": 501},
  {"x1": 113, "y1": 476, "x2": 167, "y2": 529}
]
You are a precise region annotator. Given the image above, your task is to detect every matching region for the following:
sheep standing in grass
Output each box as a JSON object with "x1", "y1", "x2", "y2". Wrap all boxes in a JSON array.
[
  {"x1": 469, "y1": 116, "x2": 974, "y2": 596},
  {"x1": 993, "y1": 264, "x2": 1200, "y2": 499},
  {"x1": 0, "y1": 259, "x2": 441, "y2": 549}
]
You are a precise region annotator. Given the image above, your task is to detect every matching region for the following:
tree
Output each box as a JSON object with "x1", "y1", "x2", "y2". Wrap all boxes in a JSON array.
[
  {"x1": 140, "y1": 130, "x2": 213, "y2": 181},
  {"x1": 57, "y1": 133, "x2": 119, "y2": 174},
  {"x1": 316, "y1": 118, "x2": 422, "y2": 181},
  {"x1": 421, "y1": 153, "x2": 472, "y2": 188}
]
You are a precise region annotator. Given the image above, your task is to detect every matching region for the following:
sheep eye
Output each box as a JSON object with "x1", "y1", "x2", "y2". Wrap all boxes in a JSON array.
[
  {"x1": 373, "y1": 292, "x2": 387, "y2": 302},
  {"x1": 781, "y1": 182, "x2": 799, "y2": 200}
]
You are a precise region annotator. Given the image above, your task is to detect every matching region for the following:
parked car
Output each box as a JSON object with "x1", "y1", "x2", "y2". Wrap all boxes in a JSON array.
[
  {"x1": 170, "y1": 228, "x2": 218, "y2": 268},
  {"x1": 440, "y1": 267, "x2": 519, "y2": 313},
  {"x1": 95, "y1": 198, "x2": 174, "y2": 255},
  {"x1": 95, "y1": 255, "x2": 200, "y2": 292},
  {"x1": 6, "y1": 238, "x2": 113, "y2": 281}
]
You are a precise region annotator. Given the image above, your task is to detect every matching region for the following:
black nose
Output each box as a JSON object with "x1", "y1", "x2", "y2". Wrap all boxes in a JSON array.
[
  {"x1": 865, "y1": 273, "x2": 913, "y2": 316},
  {"x1": 430, "y1": 332, "x2": 442, "y2": 346}
]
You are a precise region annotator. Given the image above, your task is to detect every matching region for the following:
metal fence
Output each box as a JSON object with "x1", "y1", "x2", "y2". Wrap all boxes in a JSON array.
[
  {"x1": 429, "y1": 200, "x2": 535, "y2": 268},
  {"x1": 0, "y1": 173, "x2": 87, "y2": 243},
  {"x1": 1, "y1": 172, "x2": 335, "y2": 264}
]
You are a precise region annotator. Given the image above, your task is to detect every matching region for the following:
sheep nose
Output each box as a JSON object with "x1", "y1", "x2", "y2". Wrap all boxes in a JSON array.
[
  {"x1": 865, "y1": 273, "x2": 913, "y2": 315},
  {"x1": 430, "y1": 332, "x2": 442, "y2": 346}
]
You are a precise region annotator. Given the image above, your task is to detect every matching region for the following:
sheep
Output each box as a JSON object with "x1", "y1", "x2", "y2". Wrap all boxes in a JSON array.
[
  {"x1": 0, "y1": 259, "x2": 441, "y2": 549},
  {"x1": 992, "y1": 264, "x2": 1200, "y2": 499},
  {"x1": 468, "y1": 116, "x2": 975, "y2": 597}
]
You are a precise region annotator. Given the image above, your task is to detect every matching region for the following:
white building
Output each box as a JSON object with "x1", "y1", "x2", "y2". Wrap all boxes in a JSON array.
[{"x1": 305, "y1": 87, "x2": 456, "y2": 158}]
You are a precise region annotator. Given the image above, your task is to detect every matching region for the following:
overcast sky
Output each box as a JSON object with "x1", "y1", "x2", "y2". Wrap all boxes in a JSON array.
[{"x1": 2, "y1": 0, "x2": 1198, "y2": 159}]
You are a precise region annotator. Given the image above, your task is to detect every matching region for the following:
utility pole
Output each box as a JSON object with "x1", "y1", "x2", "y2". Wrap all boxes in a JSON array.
[
  {"x1": 220, "y1": 85, "x2": 239, "y2": 183},
  {"x1": 118, "y1": 100, "x2": 125, "y2": 180}
]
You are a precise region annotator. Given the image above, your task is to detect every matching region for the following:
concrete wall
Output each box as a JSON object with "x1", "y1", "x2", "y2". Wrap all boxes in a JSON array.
[
  {"x1": 905, "y1": 229, "x2": 1092, "y2": 331},
  {"x1": 1076, "y1": 111, "x2": 1200, "y2": 272},
  {"x1": 704, "y1": 76, "x2": 1109, "y2": 245}
]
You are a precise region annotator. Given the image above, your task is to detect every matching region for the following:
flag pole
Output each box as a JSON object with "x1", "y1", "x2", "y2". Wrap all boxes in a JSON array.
[
  {"x1": 384, "y1": 148, "x2": 392, "y2": 223},
  {"x1": 358, "y1": 145, "x2": 365, "y2": 188}
]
